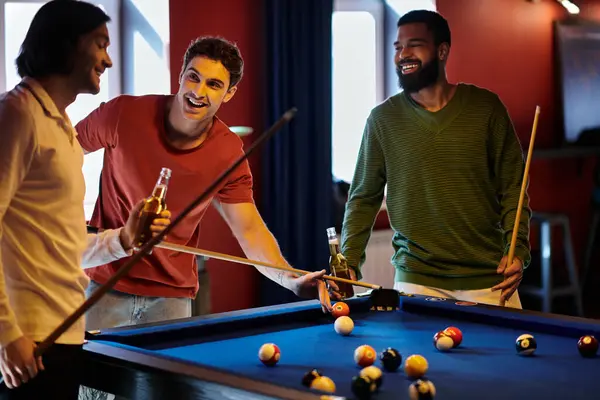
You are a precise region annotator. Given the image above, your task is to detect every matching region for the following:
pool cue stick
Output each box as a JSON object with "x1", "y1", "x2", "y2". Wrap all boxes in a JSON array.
[
  {"x1": 29, "y1": 107, "x2": 298, "y2": 359},
  {"x1": 500, "y1": 105, "x2": 540, "y2": 306},
  {"x1": 155, "y1": 241, "x2": 382, "y2": 290}
]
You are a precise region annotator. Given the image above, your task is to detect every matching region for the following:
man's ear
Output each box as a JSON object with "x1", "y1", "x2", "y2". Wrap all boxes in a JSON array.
[
  {"x1": 223, "y1": 85, "x2": 238, "y2": 103},
  {"x1": 438, "y1": 43, "x2": 450, "y2": 61}
]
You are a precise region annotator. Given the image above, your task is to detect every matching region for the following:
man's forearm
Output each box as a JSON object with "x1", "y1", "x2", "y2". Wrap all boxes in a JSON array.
[
  {"x1": 82, "y1": 228, "x2": 132, "y2": 269},
  {"x1": 340, "y1": 198, "x2": 382, "y2": 279},
  {"x1": 235, "y1": 226, "x2": 293, "y2": 290},
  {"x1": 340, "y1": 115, "x2": 386, "y2": 279}
]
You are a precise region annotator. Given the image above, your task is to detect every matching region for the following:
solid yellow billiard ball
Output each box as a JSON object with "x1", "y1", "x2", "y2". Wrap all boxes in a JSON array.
[
  {"x1": 404, "y1": 354, "x2": 428, "y2": 379},
  {"x1": 310, "y1": 376, "x2": 336, "y2": 393}
]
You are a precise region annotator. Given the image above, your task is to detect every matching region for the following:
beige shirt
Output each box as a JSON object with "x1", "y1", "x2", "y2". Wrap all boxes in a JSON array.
[{"x1": 0, "y1": 78, "x2": 129, "y2": 348}]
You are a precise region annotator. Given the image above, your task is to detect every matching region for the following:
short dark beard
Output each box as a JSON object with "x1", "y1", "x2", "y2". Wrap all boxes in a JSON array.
[{"x1": 396, "y1": 58, "x2": 440, "y2": 93}]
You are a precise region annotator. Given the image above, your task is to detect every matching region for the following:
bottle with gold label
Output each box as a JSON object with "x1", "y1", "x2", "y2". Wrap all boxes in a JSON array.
[
  {"x1": 326, "y1": 227, "x2": 354, "y2": 299},
  {"x1": 133, "y1": 167, "x2": 171, "y2": 252}
]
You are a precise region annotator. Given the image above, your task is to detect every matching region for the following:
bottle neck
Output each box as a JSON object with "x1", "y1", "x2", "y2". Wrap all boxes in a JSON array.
[
  {"x1": 328, "y1": 240, "x2": 340, "y2": 256},
  {"x1": 152, "y1": 184, "x2": 168, "y2": 199},
  {"x1": 152, "y1": 174, "x2": 169, "y2": 199}
]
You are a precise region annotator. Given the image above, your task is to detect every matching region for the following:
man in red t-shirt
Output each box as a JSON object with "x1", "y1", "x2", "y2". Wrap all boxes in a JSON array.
[{"x1": 75, "y1": 36, "x2": 339, "y2": 332}]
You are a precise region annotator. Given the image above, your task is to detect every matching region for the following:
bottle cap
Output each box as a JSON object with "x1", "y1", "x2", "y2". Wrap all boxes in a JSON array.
[{"x1": 160, "y1": 167, "x2": 172, "y2": 179}]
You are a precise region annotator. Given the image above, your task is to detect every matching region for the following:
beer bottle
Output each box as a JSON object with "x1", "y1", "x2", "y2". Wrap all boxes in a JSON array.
[
  {"x1": 327, "y1": 227, "x2": 354, "y2": 299},
  {"x1": 133, "y1": 167, "x2": 171, "y2": 252}
]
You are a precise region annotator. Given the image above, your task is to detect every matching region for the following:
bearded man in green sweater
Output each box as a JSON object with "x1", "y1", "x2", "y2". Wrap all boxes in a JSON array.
[{"x1": 340, "y1": 10, "x2": 530, "y2": 308}]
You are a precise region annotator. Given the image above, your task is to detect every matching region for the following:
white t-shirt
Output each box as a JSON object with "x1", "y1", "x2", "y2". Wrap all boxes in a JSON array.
[{"x1": 0, "y1": 77, "x2": 129, "y2": 348}]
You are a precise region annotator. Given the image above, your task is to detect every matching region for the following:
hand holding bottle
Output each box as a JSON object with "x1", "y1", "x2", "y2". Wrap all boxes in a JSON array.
[{"x1": 120, "y1": 200, "x2": 172, "y2": 251}]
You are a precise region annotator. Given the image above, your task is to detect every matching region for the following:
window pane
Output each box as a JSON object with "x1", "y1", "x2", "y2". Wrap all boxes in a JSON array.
[
  {"x1": 129, "y1": 0, "x2": 170, "y2": 95},
  {"x1": 4, "y1": 1, "x2": 115, "y2": 220},
  {"x1": 4, "y1": 2, "x2": 46, "y2": 90},
  {"x1": 332, "y1": 11, "x2": 377, "y2": 184}
]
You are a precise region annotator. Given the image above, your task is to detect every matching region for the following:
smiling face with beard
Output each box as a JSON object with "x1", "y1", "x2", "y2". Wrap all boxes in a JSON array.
[{"x1": 394, "y1": 22, "x2": 446, "y2": 93}]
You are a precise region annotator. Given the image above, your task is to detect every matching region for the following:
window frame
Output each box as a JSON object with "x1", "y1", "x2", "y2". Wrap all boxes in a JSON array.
[{"x1": 333, "y1": 0, "x2": 386, "y2": 105}]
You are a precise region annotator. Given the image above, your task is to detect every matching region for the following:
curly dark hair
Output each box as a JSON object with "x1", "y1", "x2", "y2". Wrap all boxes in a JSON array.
[
  {"x1": 180, "y1": 36, "x2": 244, "y2": 88},
  {"x1": 397, "y1": 10, "x2": 451, "y2": 47}
]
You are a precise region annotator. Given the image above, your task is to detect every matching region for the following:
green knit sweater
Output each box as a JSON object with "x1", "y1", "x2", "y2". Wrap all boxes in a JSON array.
[{"x1": 341, "y1": 83, "x2": 531, "y2": 290}]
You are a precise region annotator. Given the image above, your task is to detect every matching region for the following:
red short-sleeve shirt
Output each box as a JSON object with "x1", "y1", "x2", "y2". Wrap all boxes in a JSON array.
[{"x1": 76, "y1": 94, "x2": 254, "y2": 298}]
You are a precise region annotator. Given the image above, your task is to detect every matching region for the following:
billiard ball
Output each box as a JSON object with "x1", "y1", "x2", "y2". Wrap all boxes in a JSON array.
[
  {"x1": 354, "y1": 344, "x2": 377, "y2": 367},
  {"x1": 577, "y1": 335, "x2": 598, "y2": 358},
  {"x1": 351, "y1": 375, "x2": 374, "y2": 399},
  {"x1": 443, "y1": 326, "x2": 463, "y2": 347},
  {"x1": 404, "y1": 354, "x2": 428, "y2": 379},
  {"x1": 310, "y1": 375, "x2": 336, "y2": 393},
  {"x1": 516, "y1": 334, "x2": 537, "y2": 356},
  {"x1": 517, "y1": 333, "x2": 533, "y2": 341},
  {"x1": 301, "y1": 368, "x2": 322, "y2": 387},
  {"x1": 332, "y1": 301, "x2": 350, "y2": 318},
  {"x1": 409, "y1": 378, "x2": 436, "y2": 399},
  {"x1": 334, "y1": 316, "x2": 354, "y2": 336},
  {"x1": 359, "y1": 365, "x2": 383, "y2": 390},
  {"x1": 433, "y1": 331, "x2": 454, "y2": 352},
  {"x1": 380, "y1": 347, "x2": 402, "y2": 372},
  {"x1": 258, "y1": 343, "x2": 280, "y2": 366}
]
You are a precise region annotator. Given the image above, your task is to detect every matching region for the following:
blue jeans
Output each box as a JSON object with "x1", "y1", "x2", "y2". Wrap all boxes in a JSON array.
[
  {"x1": 84, "y1": 280, "x2": 192, "y2": 330},
  {"x1": 79, "y1": 280, "x2": 192, "y2": 400}
]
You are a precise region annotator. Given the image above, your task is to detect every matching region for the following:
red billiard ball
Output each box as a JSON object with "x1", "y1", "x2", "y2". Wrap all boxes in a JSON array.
[
  {"x1": 258, "y1": 343, "x2": 280, "y2": 366},
  {"x1": 354, "y1": 344, "x2": 377, "y2": 367},
  {"x1": 332, "y1": 302, "x2": 350, "y2": 318},
  {"x1": 577, "y1": 335, "x2": 598, "y2": 358},
  {"x1": 443, "y1": 326, "x2": 463, "y2": 347}
]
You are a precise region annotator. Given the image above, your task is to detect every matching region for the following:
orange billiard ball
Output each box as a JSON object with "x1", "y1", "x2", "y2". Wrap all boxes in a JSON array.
[
  {"x1": 258, "y1": 343, "x2": 280, "y2": 366},
  {"x1": 354, "y1": 344, "x2": 377, "y2": 367},
  {"x1": 332, "y1": 302, "x2": 350, "y2": 318}
]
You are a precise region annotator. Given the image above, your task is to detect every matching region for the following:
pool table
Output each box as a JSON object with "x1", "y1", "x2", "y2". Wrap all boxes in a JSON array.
[{"x1": 81, "y1": 290, "x2": 600, "y2": 399}]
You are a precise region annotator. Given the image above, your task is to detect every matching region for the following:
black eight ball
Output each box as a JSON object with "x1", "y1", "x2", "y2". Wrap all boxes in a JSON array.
[
  {"x1": 380, "y1": 347, "x2": 402, "y2": 371},
  {"x1": 351, "y1": 375, "x2": 374, "y2": 399}
]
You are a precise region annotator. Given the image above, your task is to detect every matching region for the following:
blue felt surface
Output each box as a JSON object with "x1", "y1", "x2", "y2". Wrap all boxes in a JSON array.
[{"x1": 147, "y1": 309, "x2": 599, "y2": 399}]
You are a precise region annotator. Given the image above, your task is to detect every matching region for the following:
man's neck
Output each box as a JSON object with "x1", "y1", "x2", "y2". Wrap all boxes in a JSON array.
[
  {"x1": 165, "y1": 97, "x2": 213, "y2": 150},
  {"x1": 409, "y1": 78, "x2": 457, "y2": 112},
  {"x1": 35, "y1": 76, "x2": 77, "y2": 117}
]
